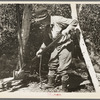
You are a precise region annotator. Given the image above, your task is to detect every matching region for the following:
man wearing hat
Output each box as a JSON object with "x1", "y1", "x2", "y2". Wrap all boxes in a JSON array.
[{"x1": 34, "y1": 8, "x2": 78, "y2": 92}]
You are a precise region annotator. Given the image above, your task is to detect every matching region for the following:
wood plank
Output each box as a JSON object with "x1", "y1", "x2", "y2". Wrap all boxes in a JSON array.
[{"x1": 70, "y1": 4, "x2": 100, "y2": 92}]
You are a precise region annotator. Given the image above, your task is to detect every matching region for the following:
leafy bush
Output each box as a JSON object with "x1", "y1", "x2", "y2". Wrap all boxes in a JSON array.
[{"x1": 79, "y1": 4, "x2": 100, "y2": 54}]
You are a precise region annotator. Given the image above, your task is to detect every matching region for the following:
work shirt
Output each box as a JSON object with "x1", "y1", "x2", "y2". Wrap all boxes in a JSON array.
[
  {"x1": 50, "y1": 16, "x2": 78, "y2": 51},
  {"x1": 41, "y1": 16, "x2": 78, "y2": 51},
  {"x1": 51, "y1": 16, "x2": 78, "y2": 39}
]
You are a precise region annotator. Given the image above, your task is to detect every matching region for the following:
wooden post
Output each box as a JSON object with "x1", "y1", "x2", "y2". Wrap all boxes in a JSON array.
[{"x1": 70, "y1": 4, "x2": 100, "y2": 92}]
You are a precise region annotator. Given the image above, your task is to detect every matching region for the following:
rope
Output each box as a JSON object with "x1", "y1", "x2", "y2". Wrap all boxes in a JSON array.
[{"x1": 39, "y1": 55, "x2": 42, "y2": 89}]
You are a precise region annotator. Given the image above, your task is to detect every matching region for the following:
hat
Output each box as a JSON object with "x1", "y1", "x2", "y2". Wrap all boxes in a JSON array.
[{"x1": 33, "y1": 8, "x2": 49, "y2": 22}]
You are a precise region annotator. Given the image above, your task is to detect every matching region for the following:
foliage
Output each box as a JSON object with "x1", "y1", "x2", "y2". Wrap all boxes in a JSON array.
[
  {"x1": 78, "y1": 4, "x2": 100, "y2": 54},
  {"x1": 0, "y1": 4, "x2": 100, "y2": 79}
]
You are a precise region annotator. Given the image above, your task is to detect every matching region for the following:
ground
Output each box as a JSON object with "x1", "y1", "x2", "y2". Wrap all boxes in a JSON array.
[
  {"x1": 0, "y1": 73, "x2": 95, "y2": 93},
  {"x1": 0, "y1": 79, "x2": 94, "y2": 93},
  {"x1": 0, "y1": 54, "x2": 100, "y2": 93}
]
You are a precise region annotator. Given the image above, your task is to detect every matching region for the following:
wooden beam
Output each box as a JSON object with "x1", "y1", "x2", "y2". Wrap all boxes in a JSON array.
[{"x1": 70, "y1": 4, "x2": 100, "y2": 92}]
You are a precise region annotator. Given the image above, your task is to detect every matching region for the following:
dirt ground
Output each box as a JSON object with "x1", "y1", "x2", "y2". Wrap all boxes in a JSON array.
[
  {"x1": 0, "y1": 80, "x2": 94, "y2": 93},
  {"x1": 0, "y1": 73, "x2": 95, "y2": 93},
  {"x1": 0, "y1": 54, "x2": 100, "y2": 93}
]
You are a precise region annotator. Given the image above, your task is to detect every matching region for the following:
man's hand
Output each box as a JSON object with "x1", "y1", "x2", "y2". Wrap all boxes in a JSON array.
[
  {"x1": 36, "y1": 43, "x2": 46, "y2": 57},
  {"x1": 63, "y1": 25, "x2": 76, "y2": 34},
  {"x1": 36, "y1": 49, "x2": 43, "y2": 57}
]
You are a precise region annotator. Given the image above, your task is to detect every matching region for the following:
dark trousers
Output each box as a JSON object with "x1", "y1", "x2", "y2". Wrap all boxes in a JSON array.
[{"x1": 48, "y1": 42, "x2": 73, "y2": 78}]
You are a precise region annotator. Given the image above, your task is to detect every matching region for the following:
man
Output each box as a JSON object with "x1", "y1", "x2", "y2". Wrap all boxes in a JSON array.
[{"x1": 34, "y1": 8, "x2": 78, "y2": 92}]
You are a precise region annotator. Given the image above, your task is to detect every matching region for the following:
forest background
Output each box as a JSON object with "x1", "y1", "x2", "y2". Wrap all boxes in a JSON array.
[{"x1": 0, "y1": 4, "x2": 100, "y2": 82}]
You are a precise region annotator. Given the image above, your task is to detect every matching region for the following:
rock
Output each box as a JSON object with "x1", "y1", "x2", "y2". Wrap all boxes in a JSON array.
[
  {"x1": 94, "y1": 65, "x2": 100, "y2": 73},
  {"x1": 80, "y1": 80, "x2": 91, "y2": 85},
  {"x1": 96, "y1": 73, "x2": 100, "y2": 81},
  {"x1": 68, "y1": 73, "x2": 85, "y2": 89}
]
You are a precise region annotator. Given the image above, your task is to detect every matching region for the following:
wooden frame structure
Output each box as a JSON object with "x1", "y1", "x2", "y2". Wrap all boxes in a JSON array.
[{"x1": 71, "y1": 4, "x2": 100, "y2": 92}]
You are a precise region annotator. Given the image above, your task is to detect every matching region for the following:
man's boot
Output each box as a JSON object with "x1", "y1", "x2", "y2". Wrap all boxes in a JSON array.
[
  {"x1": 44, "y1": 75, "x2": 55, "y2": 89},
  {"x1": 61, "y1": 75, "x2": 69, "y2": 92}
]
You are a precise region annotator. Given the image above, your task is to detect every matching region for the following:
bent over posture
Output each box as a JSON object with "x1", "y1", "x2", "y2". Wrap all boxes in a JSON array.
[{"x1": 35, "y1": 9, "x2": 78, "y2": 92}]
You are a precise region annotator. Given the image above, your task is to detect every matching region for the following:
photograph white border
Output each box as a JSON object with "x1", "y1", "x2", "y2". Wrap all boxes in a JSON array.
[{"x1": 0, "y1": 1, "x2": 100, "y2": 99}]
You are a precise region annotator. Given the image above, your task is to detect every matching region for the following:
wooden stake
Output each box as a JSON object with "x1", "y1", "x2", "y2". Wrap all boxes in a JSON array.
[
  {"x1": 39, "y1": 55, "x2": 42, "y2": 89},
  {"x1": 70, "y1": 4, "x2": 100, "y2": 92}
]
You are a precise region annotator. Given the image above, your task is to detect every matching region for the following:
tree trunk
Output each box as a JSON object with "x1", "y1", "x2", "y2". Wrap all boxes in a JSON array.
[
  {"x1": 21, "y1": 4, "x2": 32, "y2": 70},
  {"x1": 21, "y1": 4, "x2": 32, "y2": 54},
  {"x1": 16, "y1": 4, "x2": 32, "y2": 70},
  {"x1": 16, "y1": 4, "x2": 23, "y2": 70}
]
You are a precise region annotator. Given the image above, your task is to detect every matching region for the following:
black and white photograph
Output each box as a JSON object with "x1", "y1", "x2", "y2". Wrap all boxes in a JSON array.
[{"x1": 0, "y1": 1, "x2": 100, "y2": 98}]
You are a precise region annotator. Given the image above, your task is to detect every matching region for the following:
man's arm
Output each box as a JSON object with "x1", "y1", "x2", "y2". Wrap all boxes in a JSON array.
[
  {"x1": 62, "y1": 19, "x2": 78, "y2": 36},
  {"x1": 52, "y1": 16, "x2": 78, "y2": 36}
]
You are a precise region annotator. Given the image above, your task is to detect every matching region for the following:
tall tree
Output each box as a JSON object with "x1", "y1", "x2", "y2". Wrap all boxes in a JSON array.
[
  {"x1": 16, "y1": 4, "x2": 23, "y2": 70},
  {"x1": 16, "y1": 4, "x2": 32, "y2": 71}
]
